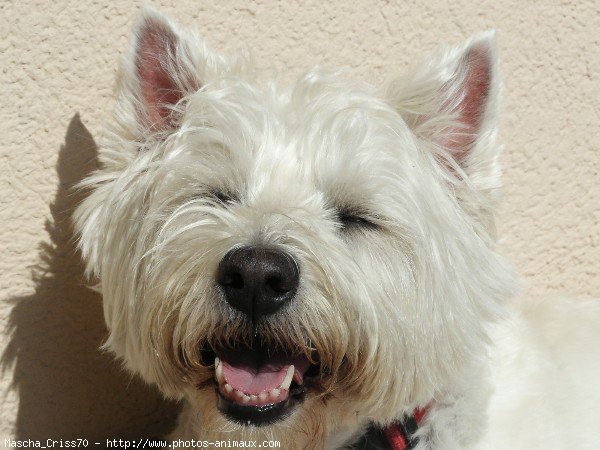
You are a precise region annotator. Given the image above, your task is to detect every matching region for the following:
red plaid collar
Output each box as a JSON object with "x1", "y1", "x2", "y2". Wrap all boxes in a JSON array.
[
  {"x1": 353, "y1": 406, "x2": 429, "y2": 450},
  {"x1": 381, "y1": 407, "x2": 429, "y2": 449}
]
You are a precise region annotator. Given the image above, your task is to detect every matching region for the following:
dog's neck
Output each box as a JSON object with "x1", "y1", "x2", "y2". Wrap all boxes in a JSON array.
[{"x1": 336, "y1": 358, "x2": 493, "y2": 449}]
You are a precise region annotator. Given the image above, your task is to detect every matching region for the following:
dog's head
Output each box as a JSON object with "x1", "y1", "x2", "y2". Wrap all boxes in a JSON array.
[{"x1": 74, "y1": 7, "x2": 517, "y2": 444}]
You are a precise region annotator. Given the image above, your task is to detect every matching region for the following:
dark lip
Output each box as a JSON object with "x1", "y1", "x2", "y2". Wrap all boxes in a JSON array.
[
  {"x1": 216, "y1": 384, "x2": 306, "y2": 426},
  {"x1": 200, "y1": 345, "x2": 321, "y2": 371}
]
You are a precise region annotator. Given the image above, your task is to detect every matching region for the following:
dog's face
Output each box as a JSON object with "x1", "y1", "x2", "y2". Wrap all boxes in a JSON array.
[{"x1": 75, "y1": 7, "x2": 517, "y2": 444}]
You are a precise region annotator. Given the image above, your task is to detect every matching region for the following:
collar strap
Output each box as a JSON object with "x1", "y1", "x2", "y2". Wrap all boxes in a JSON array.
[{"x1": 353, "y1": 407, "x2": 429, "y2": 450}]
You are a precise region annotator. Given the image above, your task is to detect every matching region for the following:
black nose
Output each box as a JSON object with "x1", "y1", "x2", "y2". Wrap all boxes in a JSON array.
[{"x1": 217, "y1": 246, "x2": 299, "y2": 321}]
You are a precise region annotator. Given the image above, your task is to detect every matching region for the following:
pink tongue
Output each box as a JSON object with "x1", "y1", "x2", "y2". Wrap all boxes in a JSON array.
[
  {"x1": 218, "y1": 350, "x2": 312, "y2": 396},
  {"x1": 221, "y1": 360, "x2": 287, "y2": 395}
]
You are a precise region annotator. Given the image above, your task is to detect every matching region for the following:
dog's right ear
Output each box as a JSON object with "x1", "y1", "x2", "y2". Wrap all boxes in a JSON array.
[{"x1": 117, "y1": 7, "x2": 227, "y2": 138}]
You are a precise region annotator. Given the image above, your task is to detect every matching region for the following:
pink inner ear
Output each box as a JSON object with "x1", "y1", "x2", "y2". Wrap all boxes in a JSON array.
[
  {"x1": 136, "y1": 19, "x2": 183, "y2": 131},
  {"x1": 445, "y1": 44, "x2": 491, "y2": 162}
]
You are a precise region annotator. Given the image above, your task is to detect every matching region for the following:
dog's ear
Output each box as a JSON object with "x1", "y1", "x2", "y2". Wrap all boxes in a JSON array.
[
  {"x1": 387, "y1": 32, "x2": 501, "y2": 196},
  {"x1": 117, "y1": 6, "x2": 226, "y2": 137}
]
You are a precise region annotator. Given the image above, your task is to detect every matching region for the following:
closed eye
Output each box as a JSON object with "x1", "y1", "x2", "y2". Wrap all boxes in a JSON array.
[
  {"x1": 208, "y1": 189, "x2": 239, "y2": 205},
  {"x1": 338, "y1": 209, "x2": 379, "y2": 231}
]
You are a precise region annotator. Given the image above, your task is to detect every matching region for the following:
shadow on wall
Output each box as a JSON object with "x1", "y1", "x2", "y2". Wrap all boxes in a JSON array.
[{"x1": 2, "y1": 114, "x2": 179, "y2": 439}]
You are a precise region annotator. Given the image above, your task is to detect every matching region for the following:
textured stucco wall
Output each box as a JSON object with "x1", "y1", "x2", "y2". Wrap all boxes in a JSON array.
[{"x1": 1, "y1": 0, "x2": 598, "y2": 440}]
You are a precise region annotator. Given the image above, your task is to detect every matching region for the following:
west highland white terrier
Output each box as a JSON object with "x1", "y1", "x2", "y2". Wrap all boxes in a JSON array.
[{"x1": 74, "y1": 7, "x2": 600, "y2": 449}]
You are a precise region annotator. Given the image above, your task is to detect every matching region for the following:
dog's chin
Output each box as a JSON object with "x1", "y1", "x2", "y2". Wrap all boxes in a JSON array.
[{"x1": 200, "y1": 343, "x2": 320, "y2": 426}]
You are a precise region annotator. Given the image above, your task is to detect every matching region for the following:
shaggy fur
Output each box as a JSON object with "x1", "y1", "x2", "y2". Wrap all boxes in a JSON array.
[{"x1": 74, "y1": 7, "x2": 600, "y2": 449}]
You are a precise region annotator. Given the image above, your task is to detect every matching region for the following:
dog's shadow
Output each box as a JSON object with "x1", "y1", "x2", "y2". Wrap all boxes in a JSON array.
[{"x1": 2, "y1": 114, "x2": 179, "y2": 439}]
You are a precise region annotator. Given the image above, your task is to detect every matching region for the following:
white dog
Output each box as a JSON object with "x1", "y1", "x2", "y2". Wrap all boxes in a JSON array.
[{"x1": 74, "y1": 7, "x2": 600, "y2": 449}]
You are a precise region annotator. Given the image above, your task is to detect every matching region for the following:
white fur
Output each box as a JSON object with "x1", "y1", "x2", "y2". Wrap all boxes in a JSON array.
[{"x1": 73, "y1": 7, "x2": 600, "y2": 449}]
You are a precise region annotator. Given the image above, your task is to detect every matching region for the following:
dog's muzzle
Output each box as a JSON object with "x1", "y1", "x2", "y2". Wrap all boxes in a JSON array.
[{"x1": 206, "y1": 246, "x2": 317, "y2": 425}]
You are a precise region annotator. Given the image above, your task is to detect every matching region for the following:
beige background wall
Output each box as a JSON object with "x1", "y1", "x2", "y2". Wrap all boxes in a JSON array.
[{"x1": 1, "y1": 0, "x2": 598, "y2": 440}]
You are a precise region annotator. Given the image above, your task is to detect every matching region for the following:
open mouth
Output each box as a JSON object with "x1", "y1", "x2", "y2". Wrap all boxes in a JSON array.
[{"x1": 203, "y1": 344, "x2": 319, "y2": 426}]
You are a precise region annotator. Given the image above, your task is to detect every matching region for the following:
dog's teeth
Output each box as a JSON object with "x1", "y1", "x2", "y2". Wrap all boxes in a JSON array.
[
  {"x1": 224, "y1": 383, "x2": 233, "y2": 393},
  {"x1": 235, "y1": 390, "x2": 245, "y2": 399},
  {"x1": 215, "y1": 358, "x2": 224, "y2": 384},
  {"x1": 269, "y1": 388, "x2": 281, "y2": 400},
  {"x1": 249, "y1": 394, "x2": 257, "y2": 402},
  {"x1": 242, "y1": 395, "x2": 250, "y2": 404},
  {"x1": 280, "y1": 365, "x2": 295, "y2": 391},
  {"x1": 258, "y1": 392, "x2": 267, "y2": 401}
]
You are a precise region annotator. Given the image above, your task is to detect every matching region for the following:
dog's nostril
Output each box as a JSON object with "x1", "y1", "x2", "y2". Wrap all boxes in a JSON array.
[
  {"x1": 222, "y1": 271, "x2": 244, "y2": 289},
  {"x1": 265, "y1": 275, "x2": 288, "y2": 294}
]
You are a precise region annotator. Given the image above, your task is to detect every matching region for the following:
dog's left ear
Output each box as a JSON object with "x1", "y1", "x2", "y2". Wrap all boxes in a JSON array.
[{"x1": 387, "y1": 31, "x2": 501, "y2": 197}]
